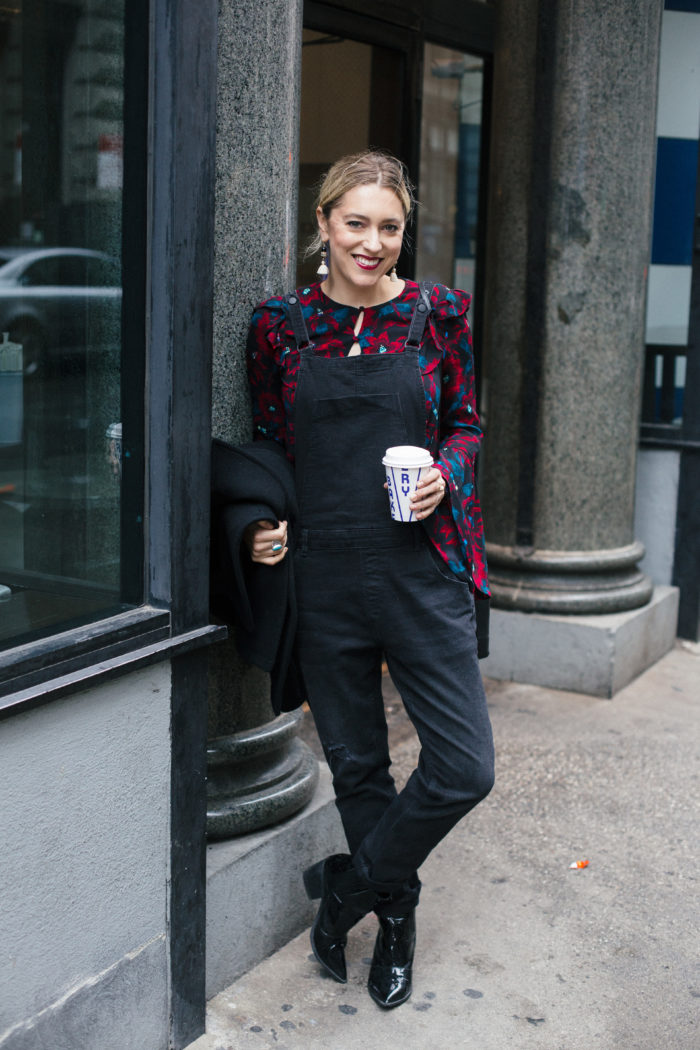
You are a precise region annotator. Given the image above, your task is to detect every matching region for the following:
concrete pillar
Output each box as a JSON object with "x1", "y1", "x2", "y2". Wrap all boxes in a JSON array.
[
  {"x1": 480, "y1": 0, "x2": 678, "y2": 693},
  {"x1": 207, "y1": 0, "x2": 318, "y2": 836}
]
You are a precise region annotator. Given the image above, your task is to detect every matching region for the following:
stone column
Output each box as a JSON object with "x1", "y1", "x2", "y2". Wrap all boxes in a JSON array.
[
  {"x1": 207, "y1": 0, "x2": 318, "y2": 836},
  {"x1": 480, "y1": 0, "x2": 678, "y2": 694}
]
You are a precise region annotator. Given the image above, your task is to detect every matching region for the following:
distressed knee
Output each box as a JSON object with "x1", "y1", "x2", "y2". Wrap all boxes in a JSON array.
[{"x1": 325, "y1": 743, "x2": 393, "y2": 797}]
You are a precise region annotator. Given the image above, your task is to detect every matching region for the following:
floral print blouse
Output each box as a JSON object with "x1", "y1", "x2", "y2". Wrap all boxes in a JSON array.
[{"x1": 246, "y1": 279, "x2": 489, "y2": 596}]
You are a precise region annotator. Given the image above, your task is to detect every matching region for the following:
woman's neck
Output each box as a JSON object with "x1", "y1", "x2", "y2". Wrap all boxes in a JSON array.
[{"x1": 322, "y1": 274, "x2": 406, "y2": 309}]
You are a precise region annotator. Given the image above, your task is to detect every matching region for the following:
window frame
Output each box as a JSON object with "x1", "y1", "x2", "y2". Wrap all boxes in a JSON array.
[{"x1": 0, "y1": 0, "x2": 225, "y2": 722}]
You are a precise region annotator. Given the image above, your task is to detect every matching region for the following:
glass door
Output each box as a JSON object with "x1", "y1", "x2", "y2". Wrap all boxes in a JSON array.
[
  {"x1": 297, "y1": 28, "x2": 407, "y2": 286},
  {"x1": 298, "y1": 8, "x2": 491, "y2": 387},
  {"x1": 415, "y1": 43, "x2": 485, "y2": 298}
]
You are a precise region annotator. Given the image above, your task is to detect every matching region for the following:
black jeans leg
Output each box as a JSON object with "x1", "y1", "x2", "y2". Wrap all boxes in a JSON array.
[{"x1": 296, "y1": 540, "x2": 494, "y2": 895}]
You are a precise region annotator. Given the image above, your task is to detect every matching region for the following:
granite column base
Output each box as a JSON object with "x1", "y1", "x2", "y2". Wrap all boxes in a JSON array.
[
  {"x1": 206, "y1": 709, "x2": 319, "y2": 839},
  {"x1": 487, "y1": 541, "x2": 654, "y2": 614},
  {"x1": 205, "y1": 764, "x2": 346, "y2": 998},
  {"x1": 480, "y1": 586, "x2": 678, "y2": 698}
]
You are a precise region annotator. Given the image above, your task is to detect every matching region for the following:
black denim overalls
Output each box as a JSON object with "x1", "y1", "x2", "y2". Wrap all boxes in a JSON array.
[{"x1": 286, "y1": 289, "x2": 494, "y2": 903}]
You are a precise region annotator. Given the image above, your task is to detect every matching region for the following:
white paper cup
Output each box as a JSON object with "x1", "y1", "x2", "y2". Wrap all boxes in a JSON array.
[{"x1": 382, "y1": 445, "x2": 433, "y2": 522}]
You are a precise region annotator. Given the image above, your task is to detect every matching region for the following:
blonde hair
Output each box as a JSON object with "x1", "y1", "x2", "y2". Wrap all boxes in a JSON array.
[{"x1": 307, "y1": 150, "x2": 415, "y2": 255}]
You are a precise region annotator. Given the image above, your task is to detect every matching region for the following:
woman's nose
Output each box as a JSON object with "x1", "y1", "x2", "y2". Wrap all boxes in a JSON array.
[{"x1": 363, "y1": 227, "x2": 382, "y2": 252}]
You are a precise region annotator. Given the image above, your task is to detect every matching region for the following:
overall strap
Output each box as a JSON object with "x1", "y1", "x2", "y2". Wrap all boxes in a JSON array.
[
  {"x1": 284, "y1": 291, "x2": 312, "y2": 350},
  {"x1": 404, "y1": 281, "x2": 435, "y2": 349},
  {"x1": 286, "y1": 284, "x2": 434, "y2": 352}
]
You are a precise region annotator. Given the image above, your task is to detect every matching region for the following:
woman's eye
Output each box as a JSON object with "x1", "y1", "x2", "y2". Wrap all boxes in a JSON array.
[
  {"x1": 347, "y1": 220, "x2": 363, "y2": 228},
  {"x1": 384, "y1": 225, "x2": 400, "y2": 233}
]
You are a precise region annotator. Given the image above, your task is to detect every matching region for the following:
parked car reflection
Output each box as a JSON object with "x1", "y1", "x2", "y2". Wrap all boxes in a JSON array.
[
  {"x1": 0, "y1": 247, "x2": 31, "y2": 267},
  {"x1": 0, "y1": 247, "x2": 121, "y2": 371}
]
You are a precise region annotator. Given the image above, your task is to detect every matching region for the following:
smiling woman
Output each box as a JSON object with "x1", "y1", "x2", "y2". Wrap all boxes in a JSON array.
[
  {"x1": 0, "y1": 0, "x2": 133, "y2": 649},
  {"x1": 244, "y1": 149, "x2": 493, "y2": 1010}
]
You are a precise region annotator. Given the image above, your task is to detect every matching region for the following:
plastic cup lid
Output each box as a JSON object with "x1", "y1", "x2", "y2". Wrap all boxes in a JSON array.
[{"x1": 382, "y1": 445, "x2": 433, "y2": 468}]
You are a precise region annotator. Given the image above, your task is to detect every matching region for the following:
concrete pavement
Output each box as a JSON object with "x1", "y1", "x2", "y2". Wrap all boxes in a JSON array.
[{"x1": 188, "y1": 643, "x2": 699, "y2": 1050}]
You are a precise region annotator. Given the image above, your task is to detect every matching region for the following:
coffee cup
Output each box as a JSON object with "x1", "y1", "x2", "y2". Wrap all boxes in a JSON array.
[{"x1": 382, "y1": 445, "x2": 434, "y2": 522}]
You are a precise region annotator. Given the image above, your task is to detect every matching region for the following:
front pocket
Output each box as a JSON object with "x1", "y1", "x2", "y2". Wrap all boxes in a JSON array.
[
  {"x1": 423, "y1": 540, "x2": 472, "y2": 587},
  {"x1": 298, "y1": 392, "x2": 408, "y2": 524}
]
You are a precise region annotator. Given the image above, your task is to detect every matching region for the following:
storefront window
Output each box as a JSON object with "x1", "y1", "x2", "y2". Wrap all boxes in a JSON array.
[{"x1": 0, "y1": 0, "x2": 131, "y2": 648}]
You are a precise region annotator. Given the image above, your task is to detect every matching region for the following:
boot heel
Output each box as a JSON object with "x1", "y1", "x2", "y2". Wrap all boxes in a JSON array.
[{"x1": 303, "y1": 860, "x2": 324, "y2": 899}]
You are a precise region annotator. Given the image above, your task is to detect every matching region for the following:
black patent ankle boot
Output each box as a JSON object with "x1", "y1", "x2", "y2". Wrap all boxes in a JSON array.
[
  {"x1": 303, "y1": 854, "x2": 377, "y2": 983},
  {"x1": 367, "y1": 909, "x2": 416, "y2": 1008}
]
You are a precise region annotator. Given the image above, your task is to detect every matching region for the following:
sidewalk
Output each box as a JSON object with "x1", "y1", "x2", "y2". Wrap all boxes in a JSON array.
[{"x1": 189, "y1": 643, "x2": 700, "y2": 1050}]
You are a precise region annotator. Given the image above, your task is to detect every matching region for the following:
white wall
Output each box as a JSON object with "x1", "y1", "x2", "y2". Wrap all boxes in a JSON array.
[
  {"x1": 0, "y1": 663, "x2": 172, "y2": 1050},
  {"x1": 634, "y1": 447, "x2": 680, "y2": 587}
]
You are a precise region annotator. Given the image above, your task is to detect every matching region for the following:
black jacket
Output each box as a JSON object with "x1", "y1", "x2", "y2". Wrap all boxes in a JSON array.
[{"x1": 210, "y1": 438, "x2": 305, "y2": 713}]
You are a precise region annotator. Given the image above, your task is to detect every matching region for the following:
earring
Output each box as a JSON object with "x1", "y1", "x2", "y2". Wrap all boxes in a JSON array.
[
  {"x1": 317, "y1": 243, "x2": 329, "y2": 278},
  {"x1": 389, "y1": 265, "x2": 398, "y2": 283}
]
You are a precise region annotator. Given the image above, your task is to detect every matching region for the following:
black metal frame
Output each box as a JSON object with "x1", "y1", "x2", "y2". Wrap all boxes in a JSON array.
[
  {"x1": 305, "y1": 0, "x2": 495, "y2": 52},
  {"x1": 148, "y1": 0, "x2": 220, "y2": 1044},
  {"x1": 120, "y1": 0, "x2": 149, "y2": 607},
  {"x1": 1, "y1": 0, "x2": 223, "y2": 1044}
]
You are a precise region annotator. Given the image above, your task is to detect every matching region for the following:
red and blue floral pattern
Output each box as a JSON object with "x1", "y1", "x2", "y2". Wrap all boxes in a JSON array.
[{"x1": 246, "y1": 280, "x2": 489, "y2": 595}]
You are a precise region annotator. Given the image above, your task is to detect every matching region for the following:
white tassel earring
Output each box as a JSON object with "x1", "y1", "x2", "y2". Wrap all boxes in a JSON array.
[
  {"x1": 389, "y1": 265, "x2": 398, "y2": 283},
  {"x1": 317, "y1": 243, "x2": 329, "y2": 278}
]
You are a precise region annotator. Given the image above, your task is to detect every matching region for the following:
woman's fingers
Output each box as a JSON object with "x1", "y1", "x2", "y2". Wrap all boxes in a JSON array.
[
  {"x1": 410, "y1": 469, "x2": 447, "y2": 519},
  {"x1": 245, "y1": 519, "x2": 289, "y2": 563}
]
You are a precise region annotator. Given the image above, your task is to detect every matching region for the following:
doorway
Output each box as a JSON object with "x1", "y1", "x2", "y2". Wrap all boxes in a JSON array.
[
  {"x1": 298, "y1": 2, "x2": 492, "y2": 375},
  {"x1": 297, "y1": 28, "x2": 407, "y2": 286}
]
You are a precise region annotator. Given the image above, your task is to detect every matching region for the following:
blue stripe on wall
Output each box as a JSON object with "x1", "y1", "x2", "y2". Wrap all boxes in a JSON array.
[
  {"x1": 651, "y1": 137, "x2": 699, "y2": 266},
  {"x1": 665, "y1": 1, "x2": 700, "y2": 12}
]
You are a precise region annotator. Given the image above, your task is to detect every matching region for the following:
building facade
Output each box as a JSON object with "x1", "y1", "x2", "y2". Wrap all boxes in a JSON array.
[{"x1": 0, "y1": 1, "x2": 696, "y2": 1048}]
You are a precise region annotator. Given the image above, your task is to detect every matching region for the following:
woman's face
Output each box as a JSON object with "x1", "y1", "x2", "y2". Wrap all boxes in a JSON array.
[{"x1": 317, "y1": 184, "x2": 405, "y2": 304}]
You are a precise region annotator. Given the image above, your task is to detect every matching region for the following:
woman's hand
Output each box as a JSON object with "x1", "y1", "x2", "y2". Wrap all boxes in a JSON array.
[
  {"x1": 409, "y1": 467, "x2": 447, "y2": 520},
  {"x1": 244, "y1": 519, "x2": 288, "y2": 564}
]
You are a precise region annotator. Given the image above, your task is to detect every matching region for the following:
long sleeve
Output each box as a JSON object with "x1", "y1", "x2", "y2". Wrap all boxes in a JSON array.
[
  {"x1": 245, "y1": 298, "x2": 289, "y2": 450},
  {"x1": 421, "y1": 284, "x2": 489, "y2": 594},
  {"x1": 431, "y1": 286, "x2": 482, "y2": 494}
]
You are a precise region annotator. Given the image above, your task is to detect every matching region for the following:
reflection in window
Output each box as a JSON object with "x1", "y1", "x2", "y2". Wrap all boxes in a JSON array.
[
  {"x1": 415, "y1": 43, "x2": 484, "y2": 296},
  {"x1": 0, "y1": 0, "x2": 127, "y2": 648},
  {"x1": 642, "y1": 348, "x2": 687, "y2": 426}
]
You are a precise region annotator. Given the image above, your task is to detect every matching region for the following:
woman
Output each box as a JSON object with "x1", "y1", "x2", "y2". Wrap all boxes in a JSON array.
[{"x1": 245, "y1": 150, "x2": 494, "y2": 1009}]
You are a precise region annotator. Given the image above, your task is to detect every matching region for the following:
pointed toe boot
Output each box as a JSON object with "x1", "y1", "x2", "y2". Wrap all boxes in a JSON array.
[
  {"x1": 303, "y1": 854, "x2": 377, "y2": 983},
  {"x1": 367, "y1": 910, "x2": 416, "y2": 1009}
]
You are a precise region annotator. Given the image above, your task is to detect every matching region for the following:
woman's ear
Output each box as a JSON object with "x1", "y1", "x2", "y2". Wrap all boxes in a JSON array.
[{"x1": 316, "y1": 206, "x2": 329, "y2": 241}]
